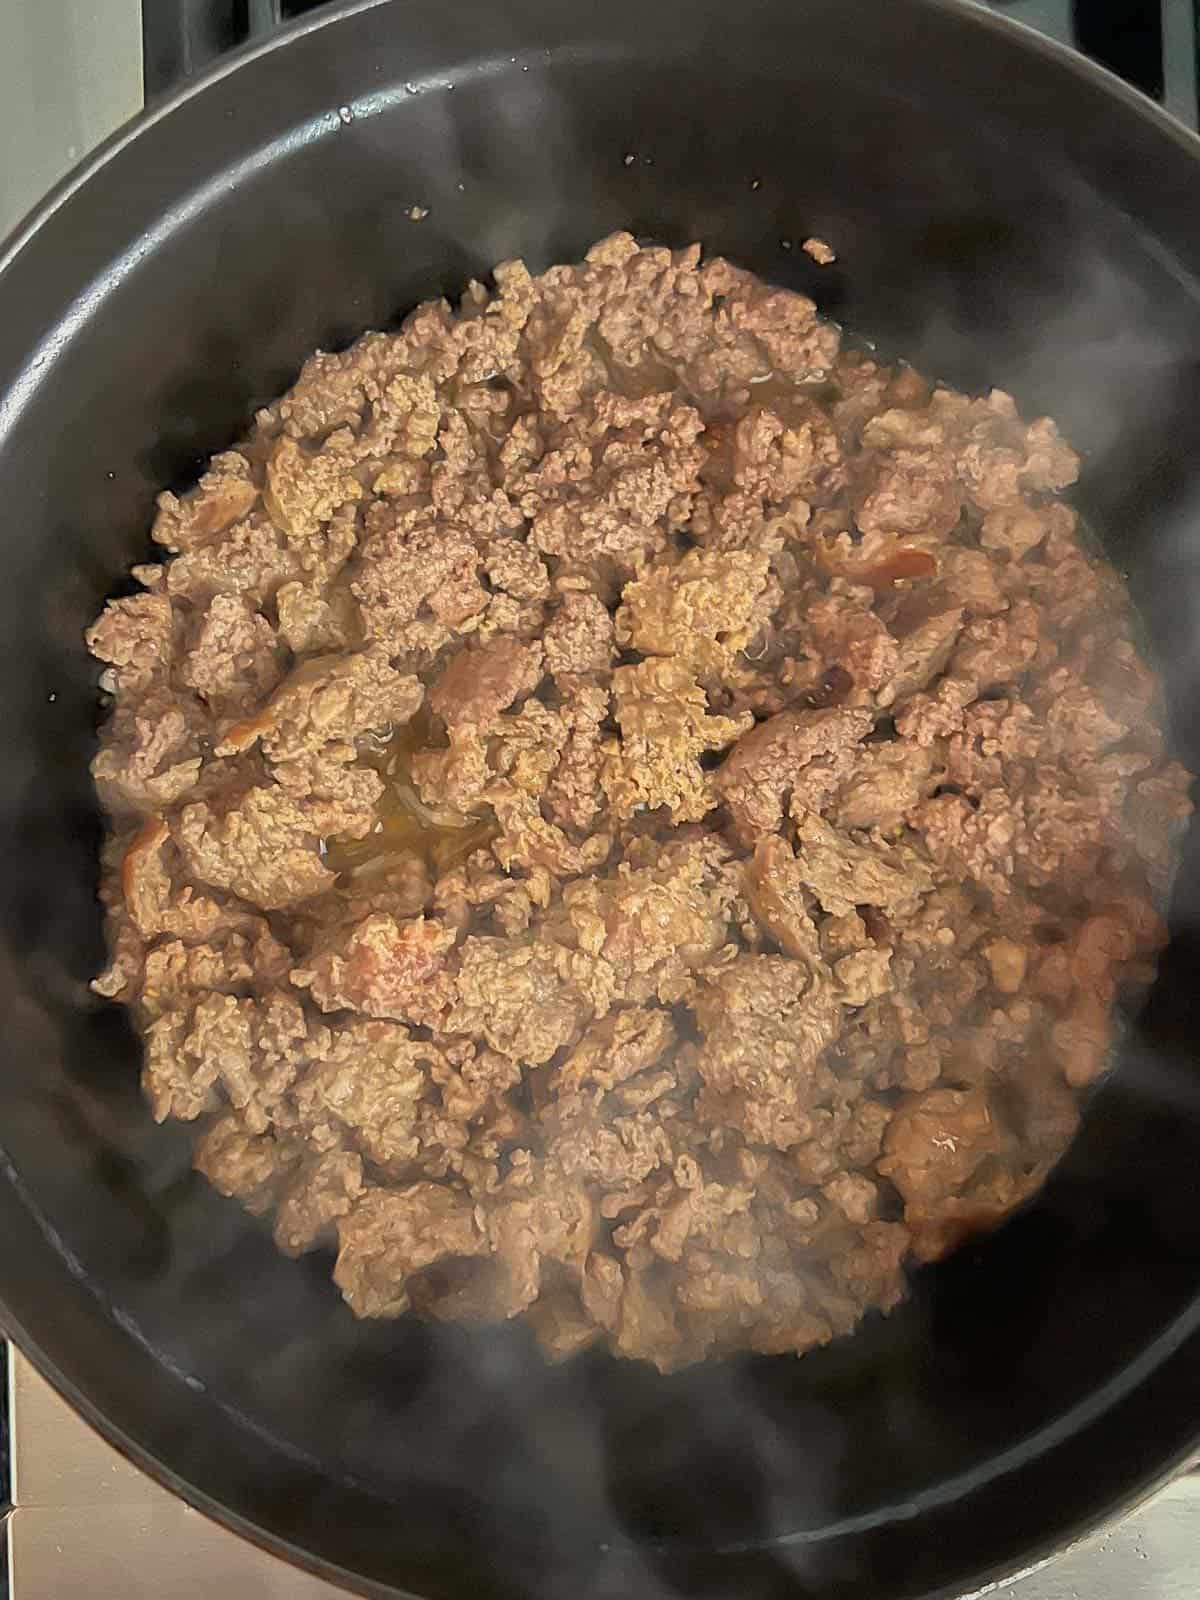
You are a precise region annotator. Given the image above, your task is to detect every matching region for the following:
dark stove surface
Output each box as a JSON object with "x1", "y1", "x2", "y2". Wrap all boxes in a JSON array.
[{"x1": 142, "y1": 0, "x2": 1200, "y2": 129}]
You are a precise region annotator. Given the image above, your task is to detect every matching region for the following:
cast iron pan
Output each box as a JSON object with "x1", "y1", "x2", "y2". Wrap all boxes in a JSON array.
[{"x1": 1, "y1": 0, "x2": 1200, "y2": 1595}]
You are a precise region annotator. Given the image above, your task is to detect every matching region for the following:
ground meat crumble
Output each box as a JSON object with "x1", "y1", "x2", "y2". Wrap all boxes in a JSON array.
[{"x1": 89, "y1": 235, "x2": 1193, "y2": 1371}]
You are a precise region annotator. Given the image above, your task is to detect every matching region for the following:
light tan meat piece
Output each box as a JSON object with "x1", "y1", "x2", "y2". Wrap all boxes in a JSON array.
[
  {"x1": 175, "y1": 786, "x2": 335, "y2": 910},
  {"x1": 442, "y1": 936, "x2": 585, "y2": 1065},
  {"x1": 216, "y1": 646, "x2": 424, "y2": 761},
  {"x1": 791, "y1": 809, "x2": 933, "y2": 919},
  {"x1": 615, "y1": 547, "x2": 771, "y2": 679},
  {"x1": 601, "y1": 658, "x2": 751, "y2": 823},
  {"x1": 334, "y1": 1185, "x2": 488, "y2": 1318}
]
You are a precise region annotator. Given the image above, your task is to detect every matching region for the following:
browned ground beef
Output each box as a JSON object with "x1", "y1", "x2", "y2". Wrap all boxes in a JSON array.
[{"x1": 88, "y1": 234, "x2": 1193, "y2": 1370}]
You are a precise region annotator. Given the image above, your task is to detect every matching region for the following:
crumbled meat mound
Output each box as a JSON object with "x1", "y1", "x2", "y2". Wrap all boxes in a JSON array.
[{"x1": 91, "y1": 234, "x2": 1192, "y2": 1372}]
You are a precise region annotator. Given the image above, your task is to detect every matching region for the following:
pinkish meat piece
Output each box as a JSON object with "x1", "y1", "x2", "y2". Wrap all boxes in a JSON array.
[
  {"x1": 543, "y1": 590, "x2": 616, "y2": 676},
  {"x1": 855, "y1": 448, "x2": 963, "y2": 539},
  {"x1": 291, "y1": 914, "x2": 457, "y2": 1026},
  {"x1": 832, "y1": 740, "x2": 937, "y2": 831},
  {"x1": 716, "y1": 706, "x2": 873, "y2": 845},
  {"x1": 429, "y1": 635, "x2": 545, "y2": 731},
  {"x1": 182, "y1": 594, "x2": 280, "y2": 710},
  {"x1": 690, "y1": 954, "x2": 841, "y2": 1151}
]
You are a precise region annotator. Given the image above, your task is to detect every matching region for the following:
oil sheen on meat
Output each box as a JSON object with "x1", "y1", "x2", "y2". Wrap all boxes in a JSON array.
[{"x1": 87, "y1": 234, "x2": 1193, "y2": 1370}]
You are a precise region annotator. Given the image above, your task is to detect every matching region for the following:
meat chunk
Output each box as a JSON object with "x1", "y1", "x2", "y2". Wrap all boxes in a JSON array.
[
  {"x1": 521, "y1": 390, "x2": 706, "y2": 567},
  {"x1": 601, "y1": 658, "x2": 751, "y2": 823},
  {"x1": 743, "y1": 836, "x2": 823, "y2": 960},
  {"x1": 263, "y1": 433, "x2": 363, "y2": 541},
  {"x1": 353, "y1": 512, "x2": 487, "y2": 655},
  {"x1": 878, "y1": 1088, "x2": 1018, "y2": 1260},
  {"x1": 193, "y1": 1113, "x2": 296, "y2": 1215},
  {"x1": 183, "y1": 594, "x2": 280, "y2": 710},
  {"x1": 879, "y1": 604, "x2": 964, "y2": 708},
  {"x1": 143, "y1": 990, "x2": 307, "y2": 1131},
  {"x1": 691, "y1": 955, "x2": 841, "y2": 1150},
  {"x1": 802, "y1": 594, "x2": 899, "y2": 701},
  {"x1": 855, "y1": 448, "x2": 962, "y2": 539},
  {"x1": 400, "y1": 633, "x2": 544, "y2": 819},
  {"x1": 430, "y1": 635, "x2": 545, "y2": 731},
  {"x1": 152, "y1": 452, "x2": 260, "y2": 554},
  {"x1": 90, "y1": 699, "x2": 203, "y2": 813},
  {"x1": 165, "y1": 512, "x2": 305, "y2": 605},
  {"x1": 86, "y1": 593, "x2": 177, "y2": 694},
  {"x1": 722, "y1": 280, "x2": 840, "y2": 379},
  {"x1": 443, "y1": 936, "x2": 585, "y2": 1064},
  {"x1": 832, "y1": 739, "x2": 936, "y2": 831},
  {"x1": 791, "y1": 809, "x2": 933, "y2": 919},
  {"x1": 289, "y1": 1023, "x2": 439, "y2": 1175},
  {"x1": 334, "y1": 1185, "x2": 487, "y2": 1318},
  {"x1": 274, "y1": 1151, "x2": 365, "y2": 1256},
  {"x1": 217, "y1": 646, "x2": 424, "y2": 761},
  {"x1": 558, "y1": 835, "x2": 736, "y2": 1006},
  {"x1": 486, "y1": 1163, "x2": 594, "y2": 1317},
  {"x1": 615, "y1": 547, "x2": 772, "y2": 679},
  {"x1": 554, "y1": 1008, "x2": 678, "y2": 1096},
  {"x1": 485, "y1": 537, "x2": 550, "y2": 603},
  {"x1": 175, "y1": 785, "x2": 335, "y2": 910},
  {"x1": 545, "y1": 676, "x2": 609, "y2": 834},
  {"x1": 717, "y1": 706, "x2": 873, "y2": 845},
  {"x1": 551, "y1": 1111, "x2": 673, "y2": 1191},
  {"x1": 291, "y1": 914, "x2": 456, "y2": 1026},
  {"x1": 543, "y1": 591, "x2": 615, "y2": 676}
]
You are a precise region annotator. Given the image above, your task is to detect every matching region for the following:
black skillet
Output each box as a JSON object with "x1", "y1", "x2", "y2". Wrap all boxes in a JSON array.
[{"x1": 2, "y1": 0, "x2": 1200, "y2": 1595}]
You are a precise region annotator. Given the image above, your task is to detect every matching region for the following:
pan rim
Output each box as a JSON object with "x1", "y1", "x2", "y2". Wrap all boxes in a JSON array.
[{"x1": 3, "y1": 0, "x2": 1200, "y2": 284}]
